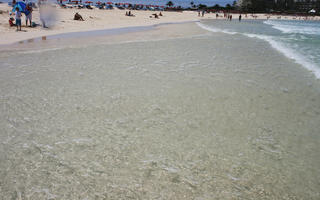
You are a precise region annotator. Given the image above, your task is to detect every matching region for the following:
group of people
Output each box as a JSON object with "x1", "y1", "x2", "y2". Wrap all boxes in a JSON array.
[
  {"x1": 10, "y1": 1, "x2": 33, "y2": 31},
  {"x1": 150, "y1": 12, "x2": 162, "y2": 19},
  {"x1": 198, "y1": 10, "x2": 205, "y2": 17},
  {"x1": 214, "y1": 13, "x2": 242, "y2": 21},
  {"x1": 10, "y1": 0, "x2": 53, "y2": 31}
]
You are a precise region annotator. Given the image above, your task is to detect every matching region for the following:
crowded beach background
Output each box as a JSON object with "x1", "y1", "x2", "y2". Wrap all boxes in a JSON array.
[{"x1": 0, "y1": 0, "x2": 319, "y2": 44}]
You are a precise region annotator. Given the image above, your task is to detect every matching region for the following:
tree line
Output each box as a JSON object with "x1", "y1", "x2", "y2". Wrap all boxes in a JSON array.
[{"x1": 166, "y1": 0, "x2": 320, "y2": 13}]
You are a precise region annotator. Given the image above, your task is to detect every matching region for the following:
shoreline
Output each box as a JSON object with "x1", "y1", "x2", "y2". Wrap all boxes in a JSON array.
[
  {"x1": 0, "y1": 21, "x2": 205, "y2": 53},
  {"x1": 2, "y1": 18, "x2": 319, "y2": 81},
  {"x1": 0, "y1": 20, "x2": 199, "y2": 48},
  {"x1": 1, "y1": 3, "x2": 320, "y2": 45}
]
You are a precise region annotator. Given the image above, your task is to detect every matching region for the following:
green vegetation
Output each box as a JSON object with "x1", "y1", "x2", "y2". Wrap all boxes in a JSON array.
[{"x1": 166, "y1": 1, "x2": 174, "y2": 7}]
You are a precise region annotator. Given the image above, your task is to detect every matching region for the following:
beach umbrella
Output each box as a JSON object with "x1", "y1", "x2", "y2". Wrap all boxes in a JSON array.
[
  {"x1": 12, "y1": 1, "x2": 26, "y2": 13},
  {"x1": 106, "y1": 2, "x2": 112, "y2": 4},
  {"x1": 85, "y1": 1, "x2": 92, "y2": 4}
]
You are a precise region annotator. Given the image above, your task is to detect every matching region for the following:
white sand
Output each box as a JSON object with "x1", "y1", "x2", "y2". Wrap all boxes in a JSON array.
[{"x1": 1, "y1": 3, "x2": 319, "y2": 45}]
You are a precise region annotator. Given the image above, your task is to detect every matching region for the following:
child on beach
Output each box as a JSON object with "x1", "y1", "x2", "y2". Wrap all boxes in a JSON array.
[
  {"x1": 25, "y1": 4, "x2": 33, "y2": 27},
  {"x1": 9, "y1": 17, "x2": 15, "y2": 26},
  {"x1": 15, "y1": 7, "x2": 21, "y2": 31}
]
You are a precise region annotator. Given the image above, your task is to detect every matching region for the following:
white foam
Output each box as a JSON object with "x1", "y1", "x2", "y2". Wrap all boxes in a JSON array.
[
  {"x1": 196, "y1": 22, "x2": 320, "y2": 79},
  {"x1": 264, "y1": 20, "x2": 320, "y2": 35},
  {"x1": 244, "y1": 33, "x2": 320, "y2": 78},
  {"x1": 196, "y1": 22, "x2": 237, "y2": 35}
]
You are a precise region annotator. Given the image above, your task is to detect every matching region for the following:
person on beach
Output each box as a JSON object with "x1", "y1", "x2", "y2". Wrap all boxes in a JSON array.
[
  {"x1": 15, "y1": 7, "x2": 21, "y2": 31},
  {"x1": 198, "y1": 10, "x2": 200, "y2": 17},
  {"x1": 128, "y1": 11, "x2": 135, "y2": 16},
  {"x1": 25, "y1": 3, "x2": 33, "y2": 27},
  {"x1": 39, "y1": 5, "x2": 47, "y2": 28},
  {"x1": 74, "y1": 12, "x2": 84, "y2": 21},
  {"x1": 202, "y1": 10, "x2": 205, "y2": 17},
  {"x1": 229, "y1": 14, "x2": 232, "y2": 21},
  {"x1": 239, "y1": 14, "x2": 241, "y2": 21},
  {"x1": 9, "y1": 17, "x2": 15, "y2": 26}
]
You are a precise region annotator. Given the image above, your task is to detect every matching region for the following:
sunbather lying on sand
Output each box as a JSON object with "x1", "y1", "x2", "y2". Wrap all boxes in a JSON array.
[{"x1": 150, "y1": 13, "x2": 159, "y2": 19}]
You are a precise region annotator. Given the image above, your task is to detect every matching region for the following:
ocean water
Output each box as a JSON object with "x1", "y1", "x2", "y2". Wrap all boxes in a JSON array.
[
  {"x1": 0, "y1": 23, "x2": 320, "y2": 199},
  {"x1": 198, "y1": 19, "x2": 320, "y2": 78}
]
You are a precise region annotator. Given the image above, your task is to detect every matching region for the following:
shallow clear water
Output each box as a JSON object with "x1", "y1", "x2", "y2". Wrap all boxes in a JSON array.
[
  {"x1": 0, "y1": 24, "x2": 320, "y2": 199},
  {"x1": 198, "y1": 19, "x2": 320, "y2": 78}
]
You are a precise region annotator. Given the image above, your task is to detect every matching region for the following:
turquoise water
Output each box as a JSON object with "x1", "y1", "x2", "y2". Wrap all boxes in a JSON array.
[{"x1": 198, "y1": 19, "x2": 320, "y2": 78}]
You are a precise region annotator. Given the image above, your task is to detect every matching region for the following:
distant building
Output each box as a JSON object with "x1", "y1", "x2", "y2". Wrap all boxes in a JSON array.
[
  {"x1": 236, "y1": 0, "x2": 319, "y2": 12},
  {"x1": 294, "y1": 0, "x2": 319, "y2": 12}
]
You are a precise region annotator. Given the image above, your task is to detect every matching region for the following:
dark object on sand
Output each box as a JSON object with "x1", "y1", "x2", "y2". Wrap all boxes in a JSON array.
[
  {"x1": 74, "y1": 12, "x2": 84, "y2": 21},
  {"x1": 31, "y1": 22, "x2": 37, "y2": 27},
  {"x1": 125, "y1": 11, "x2": 135, "y2": 17},
  {"x1": 9, "y1": 17, "x2": 15, "y2": 26}
]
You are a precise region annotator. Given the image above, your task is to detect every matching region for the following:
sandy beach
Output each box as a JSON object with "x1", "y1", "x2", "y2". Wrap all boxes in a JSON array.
[{"x1": 1, "y1": 3, "x2": 320, "y2": 45}]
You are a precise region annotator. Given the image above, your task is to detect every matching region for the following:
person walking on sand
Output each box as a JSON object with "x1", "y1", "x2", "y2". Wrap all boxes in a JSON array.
[
  {"x1": 239, "y1": 14, "x2": 241, "y2": 21},
  {"x1": 15, "y1": 7, "x2": 22, "y2": 31}
]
